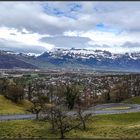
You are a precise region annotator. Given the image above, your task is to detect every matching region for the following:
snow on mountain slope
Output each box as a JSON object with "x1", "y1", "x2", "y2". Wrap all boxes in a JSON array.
[
  {"x1": 39, "y1": 48, "x2": 140, "y2": 60},
  {"x1": 1, "y1": 49, "x2": 140, "y2": 71},
  {"x1": 36, "y1": 48, "x2": 140, "y2": 71}
]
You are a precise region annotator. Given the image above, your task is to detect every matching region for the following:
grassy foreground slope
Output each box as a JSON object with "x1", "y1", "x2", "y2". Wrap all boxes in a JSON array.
[
  {"x1": 123, "y1": 96, "x2": 140, "y2": 104},
  {"x1": 0, "y1": 112, "x2": 140, "y2": 139},
  {"x1": 0, "y1": 95, "x2": 32, "y2": 115}
]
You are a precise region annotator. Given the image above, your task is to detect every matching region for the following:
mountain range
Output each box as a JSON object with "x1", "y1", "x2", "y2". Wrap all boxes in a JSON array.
[{"x1": 1, "y1": 48, "x2": 140, "y2": 72}]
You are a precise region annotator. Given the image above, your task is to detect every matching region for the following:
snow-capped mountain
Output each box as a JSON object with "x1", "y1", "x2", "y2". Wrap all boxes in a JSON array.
[
  {"x1": 1, "y1": 48, "x2": 140, "y2": 72},
  {"x1": 38, "y1": 48, "x2": 140, "y2": 60},
  {"x1": 37, "y1": 48, "x2": 140, "y2": 71}
]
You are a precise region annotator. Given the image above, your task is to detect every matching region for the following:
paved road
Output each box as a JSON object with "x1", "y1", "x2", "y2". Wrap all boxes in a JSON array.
[
  {"x1": 0, "y1": 103, "x2": 140, "y2": 121},
  {"x1": 0, "y1": 114, "x2": 36, "y2": 121},
  {"x1": 87, "y1": 103, "x2": 140, "y2": 115}
]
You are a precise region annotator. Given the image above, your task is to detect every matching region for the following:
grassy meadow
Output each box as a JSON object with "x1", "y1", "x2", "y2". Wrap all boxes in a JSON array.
[
  {"x1": 0, "y1": 95, "x2": 140, "y2": 139},
  {"x1": 0, "y1": 95, "x2": 32, "y2": 115},
  {"x1": 0, "y1": 112, "x2": 140, "y2": 139},
  {"x1": 123, "y1": 96, "x2": 140, "y2": 104}
]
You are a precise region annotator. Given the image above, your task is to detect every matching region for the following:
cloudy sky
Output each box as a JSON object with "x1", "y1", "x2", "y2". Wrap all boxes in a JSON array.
[{"x1": 1, "y1": 2, "x2": 140, "y2": 54}]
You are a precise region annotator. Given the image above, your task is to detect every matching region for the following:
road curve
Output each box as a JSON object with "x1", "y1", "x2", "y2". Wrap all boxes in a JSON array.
[
  {"x1": 0, "y1": 103, "x2": 140, "y2": 121},
  {"x1": 87, "y1": 103, "x2": 140, "y2": 115}
]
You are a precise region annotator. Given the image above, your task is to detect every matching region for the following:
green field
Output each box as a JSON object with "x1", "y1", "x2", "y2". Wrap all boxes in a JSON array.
[
  {"x1": 0, "y1": 95, "x2": 32, "y2": 115},
  {"x1": 1, "y1": 95, "x2": 140, "y2": 139},
  {"x1": 0, "y1": 112, "x2": 140, "y2": 139},
  {"x1": 123, "y1": 96, "x2": 140, "y2": 104}
]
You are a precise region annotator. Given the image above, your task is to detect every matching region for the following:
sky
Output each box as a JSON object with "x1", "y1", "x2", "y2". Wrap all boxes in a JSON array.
[{"x1": 1, "y1": 2, "x2": 140, "y2": 54}]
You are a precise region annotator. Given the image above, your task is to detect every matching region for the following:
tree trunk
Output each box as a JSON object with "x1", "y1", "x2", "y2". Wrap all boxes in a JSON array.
[
  {"x1": 78, "y1": 107, "x2": 86, "y2": 130},
  {"x1": 82, "y1": 119, "x2": 86, "y2": 130},
  {"x1": 36, "y1": 113, "x2": 39, "y2": 120},
  {"x1": 50, "y1": 108, "x2": 55, "y2": 130},
  {"x1": 28, "y1": 84, "x2": 32, "y2": 101},
  {"x1": 51, "y1": 117, "x2": 55, "y2": 130},
  {"x1": 60, "y1": 129, "x2": 65, "y2": 139}
]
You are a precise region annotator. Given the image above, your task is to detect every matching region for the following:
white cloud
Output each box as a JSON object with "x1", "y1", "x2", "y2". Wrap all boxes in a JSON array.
[
  {"x1": 64, "y1": 30, "x2": 140, "y2": 53},
  {"x1": 41, "y1": 35, "x2": 91, "y2": 49},
  {"x1": 0, "y1": 27, "x2": 54, "y2": 50},
  {"x1": 0, "y1": 2, "x2": 140, "y2": 53},
  {"x1": 64, "y1": 30, "x2": 132, "y2": 46}
]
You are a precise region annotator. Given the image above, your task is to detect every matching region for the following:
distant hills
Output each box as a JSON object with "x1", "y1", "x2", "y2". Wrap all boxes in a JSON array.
[
  {"x1": 0, "y1": 50, "x2": 37, "y2": 69},
  {"x1": 1, "y1": 48, "x2": 140, "y2": 72}
]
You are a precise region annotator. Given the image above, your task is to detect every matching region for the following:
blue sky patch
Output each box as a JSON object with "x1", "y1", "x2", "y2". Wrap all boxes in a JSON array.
[
  {"x1": 96, "y1": 23, "x2": 121, "y2": 34},
  {"x1": 68, "y1": 3, "x2": 82, "y2": 12}
]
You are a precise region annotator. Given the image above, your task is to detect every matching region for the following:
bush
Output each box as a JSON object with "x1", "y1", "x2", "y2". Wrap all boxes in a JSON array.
[{"x1": 4, "y1": 83, "x2": 24, "y2": 103}]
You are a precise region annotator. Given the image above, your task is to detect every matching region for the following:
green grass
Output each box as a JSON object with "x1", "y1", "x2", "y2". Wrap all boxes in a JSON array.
[
  {"x1": 0, "y1": 112, "x2": 140, "y2": 139},
  {"x1": 0, "y1": 120, "x2": 55, "y2": 138},
  {"x1": 123, "y1": 96, "x2": 140, "y2": 104},
  {"x1": 0, "y1": 95, "x2": 32, "y2": 115},
  {"x1": 68, "y1": 112, "x2": 140, "y2": 139}
]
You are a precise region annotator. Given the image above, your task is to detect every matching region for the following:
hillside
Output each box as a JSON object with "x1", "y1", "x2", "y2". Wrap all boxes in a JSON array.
[
  {"x1": 123, "y1": 96, "x2": 140, "y2": 104},
  {"x1": 0, "y1": 51, "x2": 38, "y2": 69},
  {"x1": 0, "y1": 95, "x2": 32, "y2": 115}
]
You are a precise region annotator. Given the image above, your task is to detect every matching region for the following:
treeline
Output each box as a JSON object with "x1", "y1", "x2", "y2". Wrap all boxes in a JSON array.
[
  {"x1": 100, "y1": 74, "x2": 140, "y2": 103},
  {"x1": 0, "y1": 74, "x2": 140, "y2": 105}
]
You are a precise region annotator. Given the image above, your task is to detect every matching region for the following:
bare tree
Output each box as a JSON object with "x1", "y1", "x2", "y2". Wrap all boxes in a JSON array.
[
  {"x1": 29, "y1": 96, "x2": 49, "y2": 120},
  {"x1": 27, "y1": 79, "x2": 49, "y2": 120},
  {"x1": 29, "y1": 99, "x2": 43, "y2": 120},
  {"x1": 45, "y1": 106, "x2": 82, "y2": 139},
  {"x1": 76, "y1": 96, "x2": 92, "y2": 131}
]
